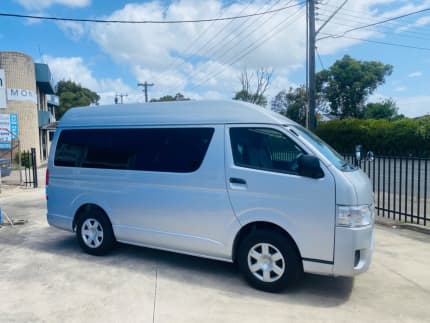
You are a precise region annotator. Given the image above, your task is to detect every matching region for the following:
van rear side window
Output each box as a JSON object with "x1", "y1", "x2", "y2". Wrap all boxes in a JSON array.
[{"x1": 54, "y1": 128, "x2": 214, "y2": 173}]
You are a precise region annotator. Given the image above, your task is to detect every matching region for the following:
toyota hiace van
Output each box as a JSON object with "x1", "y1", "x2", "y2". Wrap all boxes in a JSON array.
[{"x1": 47, "y1": 100, "x2": 374, "y2": 292}]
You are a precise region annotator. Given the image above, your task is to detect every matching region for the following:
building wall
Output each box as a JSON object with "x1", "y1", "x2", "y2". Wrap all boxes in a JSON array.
[{"x1": 0, "y1": 51, "x2": 41, "y2": 165}]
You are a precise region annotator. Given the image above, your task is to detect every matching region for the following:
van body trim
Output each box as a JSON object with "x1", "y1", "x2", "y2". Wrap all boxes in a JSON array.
[
  {"x1": 302, "y1": 257, "x2": 334, "y2": 265},
  {"x1": 114, "y1": 224, "x2": 224, "y2": 246},
  {"x1": 116, "y1": 238, "x2": 233, "y2": 263}
]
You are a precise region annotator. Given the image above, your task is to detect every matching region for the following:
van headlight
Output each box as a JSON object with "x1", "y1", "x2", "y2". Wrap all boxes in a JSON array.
[{"x1": 337, "y1": 205, "x2": 374, "y2": 227}]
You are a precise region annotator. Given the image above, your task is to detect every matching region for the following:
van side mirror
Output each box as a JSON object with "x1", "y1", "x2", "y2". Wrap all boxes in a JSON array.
[{"x1": 298, "y1": 155, "x2": 324, "y2": 179}]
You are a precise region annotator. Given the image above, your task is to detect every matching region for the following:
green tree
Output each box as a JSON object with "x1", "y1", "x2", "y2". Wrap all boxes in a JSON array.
[
  {"x1": 363, "y1": 99, "x2": 401, "y2": 119},
  {"x1": 317, "y1": 55, "x2": 393, "y2": 118},
  {"x1": 233, "y1": 68, "x2": 273, "y2": 107},
  {"x1": 56, "y1": 80, "x2": 100, "y2": 119},
  {"x1": 150, "y1": 92, "x2": 190, "y2": 102},
  {"x1": 271, "y1": 86, "x2": 307, "y2": 125}
]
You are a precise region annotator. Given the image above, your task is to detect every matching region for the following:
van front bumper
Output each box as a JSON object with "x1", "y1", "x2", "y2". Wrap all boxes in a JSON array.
[{"x1": 333, "y1": 224, "x2": 374, "y2": 277}]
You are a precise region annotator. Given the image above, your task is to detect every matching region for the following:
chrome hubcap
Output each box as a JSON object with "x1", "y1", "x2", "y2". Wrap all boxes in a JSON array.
[
  {"x1": 81, "y1": 218, "x2": 104, "y2": 248},
  {"x1": 247, "y1": 243, "x2": 285, "y2": 283}
]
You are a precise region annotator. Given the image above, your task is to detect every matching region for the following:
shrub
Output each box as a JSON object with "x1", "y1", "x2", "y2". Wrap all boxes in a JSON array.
[
  {"x1": 14, "y1": 151, "x2": 31, "y2": 168},
  {"x1": 315, "y1": 116, "x2": 430, "y2": 157}
]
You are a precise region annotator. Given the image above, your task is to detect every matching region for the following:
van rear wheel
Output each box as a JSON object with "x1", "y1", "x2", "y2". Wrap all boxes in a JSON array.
[
  {"x1": 76, "y1": 209, "x2": 115, "y2": 256},
  {"x1": 237, "y1": 230, "x2": 302, "y2": 292}
]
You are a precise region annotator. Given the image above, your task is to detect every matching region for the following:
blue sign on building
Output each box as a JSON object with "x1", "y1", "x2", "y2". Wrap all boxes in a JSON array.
[{"x1": 0, "y1": 114, "x2": 19, "y2": 149}]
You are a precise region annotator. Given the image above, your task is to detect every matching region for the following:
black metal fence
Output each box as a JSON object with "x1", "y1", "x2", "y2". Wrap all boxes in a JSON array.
[
  {"x1": 22, "y1": 148, "x2": 38, "y2": 188},
  {"x1": 344, "y1": 155, "x2": 429, "y2": 226}
]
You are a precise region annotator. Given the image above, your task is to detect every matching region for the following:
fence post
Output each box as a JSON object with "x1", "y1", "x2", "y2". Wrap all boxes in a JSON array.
[
  {"x1": 31, "y1": 148, "x2": 38, "y2": 188},
  {"x1": 18, "y1": 140, "x2": 22, "y2": 185}
]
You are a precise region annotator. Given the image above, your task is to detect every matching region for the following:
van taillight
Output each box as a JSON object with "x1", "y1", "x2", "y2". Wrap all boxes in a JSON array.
[{"x1": 45, "y1": 169, "x2": 49, "y2": 200}]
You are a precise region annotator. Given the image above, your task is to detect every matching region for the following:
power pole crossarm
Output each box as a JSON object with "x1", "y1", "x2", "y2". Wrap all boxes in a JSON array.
[
  {"x1": 137, "y1": 82, "x2": 154, "y2": 103},
  {"x1": 114, "y1": 93, "x2": 128, "y2": 104}
]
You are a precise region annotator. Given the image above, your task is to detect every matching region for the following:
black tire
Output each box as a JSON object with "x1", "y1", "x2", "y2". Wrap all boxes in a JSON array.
[
  {"x1": 237, "y1": 229, "x2": 302, "y2": 292},
  {"x1": 76, "y1": 208, "x2": 116, "y2": 256}
]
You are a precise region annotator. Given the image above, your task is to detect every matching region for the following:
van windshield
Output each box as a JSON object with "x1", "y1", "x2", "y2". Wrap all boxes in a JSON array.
[{"x1": 288, "y1": 125, "x2": 354, "y2": 171}]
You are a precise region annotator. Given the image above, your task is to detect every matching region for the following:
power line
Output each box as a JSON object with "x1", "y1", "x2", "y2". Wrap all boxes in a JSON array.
[
  {"x1": 316, "y1": 47, "x2": 325, "y2": 69},
  {"x1": 198, "y1": 0, "x2": 287, "y2": 58},
  {"x1": 0, "y1": 2, "x2": 305, "y2": 24},
  {"x1": 315, "y1": 0, "x2": 348, "y2": 35},
  {"x1": 162, "y1": 0, "x2": 257, "y2": 72},
  {"x1": 165, "y1": 0, "x2": 266, "y2": 75},
  {"x1": 317, "y1": 6, "x2": 430, "y2": 41},
  {"x1": 321, "y1": 3, "x2": 430, "y2": 33},
  {"x1": 197, "y1": 0, "x2": 294, "y2": 76},
  {"x1": 316, "y1": 9, "x2": 430, "y2": 38},
  {"x1": 188, "y1": 6, "x2": 305, "y2": 91},
  {"x1": 318, "y1": 32, "x2": 430, "y2": 51},
  {"x1": 174, "y1": 0, "x2": 295, "y2": 90},
  {"x1": 315, "y1": 15, "x2": 430, "y2": 41}
]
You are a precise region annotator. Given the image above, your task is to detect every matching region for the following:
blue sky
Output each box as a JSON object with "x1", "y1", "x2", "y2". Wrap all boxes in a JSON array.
[{"x1": 1, "y1": 0, "x2": 430, "y2": 117}]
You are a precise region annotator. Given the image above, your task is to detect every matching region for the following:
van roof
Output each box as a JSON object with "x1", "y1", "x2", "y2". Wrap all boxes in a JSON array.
[{"x1": 58, "y1": 100, "x2": 295, "y2": 128}]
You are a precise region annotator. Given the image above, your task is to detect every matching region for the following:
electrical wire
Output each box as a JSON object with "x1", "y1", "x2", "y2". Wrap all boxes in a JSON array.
[
  {"x1": 198, "y1": 0, "x2": 294, "y2": 74},
  {"x1": 317, "y1": 8, "x2": 430, "y2": 38},
  {"x1": 317, "y1": 6, "x2": 430, "y2": 41},
  {"x1": 0, "y1": 2, "x2": 305, "y2": 24},
  {"x1": 170, "y1": 0, "x2": 295, "y2": 87},
  {"x1": 316, "y1": 47, "x2": 325, "y2": 69},
  {"x1": 322, "y1": 2, "x2": 430, "y2": 31},
  {"x1": 188, "y1": 6, "x2": 305, "y2": 91},
  {"x1": 165, "y1": 0, "x2": 274, "y2": 74},
  {"x1": 316, "y1": 13, "x2": 430, "y2": 41},
  {"x1": 163, "y1": 0, "x2": 257, "y2": 72},
  {"x1": 318, "y1": 32, "x2": 430, "y2": 51}
]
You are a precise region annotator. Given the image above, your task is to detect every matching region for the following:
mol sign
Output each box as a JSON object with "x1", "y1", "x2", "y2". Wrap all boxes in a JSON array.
[
  {"x1": 7, "y1": 88, "x2": 37, "y2": 104},
  {"x1": 0, "y1": 114, "x2": 19, "y2": 150}
]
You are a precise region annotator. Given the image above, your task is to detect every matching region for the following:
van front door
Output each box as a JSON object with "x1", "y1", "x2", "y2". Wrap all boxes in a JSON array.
[{"x1": 225, "y1": 125, "x2": 336, "y2": 264}]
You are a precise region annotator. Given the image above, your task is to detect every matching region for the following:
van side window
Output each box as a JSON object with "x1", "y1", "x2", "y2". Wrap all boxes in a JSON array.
[
  {"x1": 54, "y1": 128, "x2": 214, "y2": 173},
  {"x1": 230, "y1": 127, "x2": 305, "y2": 174}
]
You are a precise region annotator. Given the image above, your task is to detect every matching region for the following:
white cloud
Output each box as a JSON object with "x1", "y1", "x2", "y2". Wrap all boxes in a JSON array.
[
  {"x1": 54, "y1": 0, "x2": 430, "y2": 106},
  {"x1": 82, "y1": 0, "x2": 308, "y2": 97},
  {"x1": 408, "y1": 71, "x2": 423, "y2": 78},
  {"x1": 394, "y1": 86, "x2": 407, "y2": 92},
  {"x1": 42, "y1": 55, "x2": 134, "y2": 105},
  {"x1": 16, "y1": 0, "x2": 90, "y2": 10},
  {"x1": 396, "y1": 95, "x2": 430, "y2": 117},
  {"x1": 57, "y1": 21, "x2": 86, "y2": 41}
]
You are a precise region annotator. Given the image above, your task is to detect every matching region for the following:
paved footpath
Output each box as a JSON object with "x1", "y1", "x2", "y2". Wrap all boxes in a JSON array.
[{"x1": 1, "y1": 188, "x2": 430, "y2": 323}]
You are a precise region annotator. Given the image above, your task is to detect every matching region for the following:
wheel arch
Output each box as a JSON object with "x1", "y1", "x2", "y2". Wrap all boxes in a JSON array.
[
  {"x1": 72, "y1": 203, "x2": 112, "y2": 232},
  {"x1": 232, "y1": 221, "x2": 302, "y2": 264}
]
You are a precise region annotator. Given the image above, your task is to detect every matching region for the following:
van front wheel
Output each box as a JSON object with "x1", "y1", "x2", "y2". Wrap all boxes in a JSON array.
[
  {"x1": 237, "y1": 230, "x2": 302, "y2": 292},
  {"x1": 76, "y1": 210, "x2": 115, "y2": 256}
]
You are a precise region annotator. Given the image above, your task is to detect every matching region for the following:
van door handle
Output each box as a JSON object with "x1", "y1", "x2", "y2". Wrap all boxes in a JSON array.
[{"x1": 229, "y1": 177, "x2": 247, "y2": 185}]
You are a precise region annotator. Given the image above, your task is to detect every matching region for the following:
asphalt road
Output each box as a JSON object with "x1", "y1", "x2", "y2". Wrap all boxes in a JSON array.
[{"x1": 1, "y1": 188, "x2": 430, "y2": 323}]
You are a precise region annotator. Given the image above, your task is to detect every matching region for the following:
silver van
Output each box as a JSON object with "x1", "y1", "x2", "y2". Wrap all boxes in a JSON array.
[{"x1": 47, "y1": 100, "x2": 374, "y2": 292}]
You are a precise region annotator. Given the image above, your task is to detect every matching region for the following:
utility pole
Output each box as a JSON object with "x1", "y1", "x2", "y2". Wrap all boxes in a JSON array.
[
  {"x1": 114, "y1": 93, "x2": 128, "y2": 104},
  {"x1": 137, "y1": 81, "x2": 154, "y2": 102},
  {"x1": 307, "y1": 0, "x2": 348, "y2": 131},
  {"x1": 307, "y1": 0, "x2": 317, "y2": 131}
]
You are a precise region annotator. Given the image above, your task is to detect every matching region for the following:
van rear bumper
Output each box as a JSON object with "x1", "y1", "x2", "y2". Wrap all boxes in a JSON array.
[
  {"x1": 333, "y1": 225, "x2": 374, "y2": 277},
  {"x1": 47, "y1": 213, "x2": 74, "y2": 232}
]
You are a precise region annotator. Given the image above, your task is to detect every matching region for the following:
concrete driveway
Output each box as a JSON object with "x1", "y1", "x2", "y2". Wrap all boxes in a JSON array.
[{"x1": 1, "y1": 188, "x2": 430, "y2": 323}]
